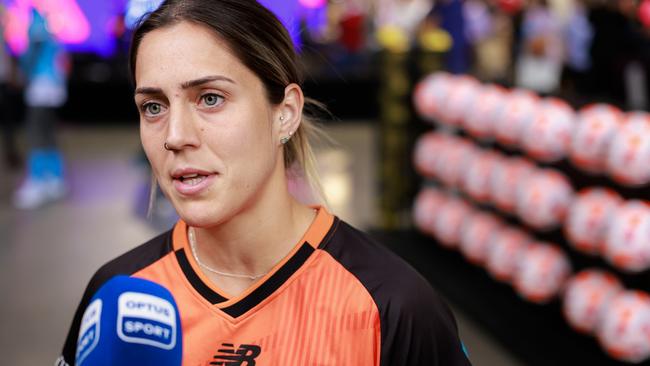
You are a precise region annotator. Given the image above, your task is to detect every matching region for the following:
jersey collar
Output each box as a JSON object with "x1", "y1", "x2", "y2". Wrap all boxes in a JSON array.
[{"x1": 171, "y1": 206, "x2": 335, "y2": 318}]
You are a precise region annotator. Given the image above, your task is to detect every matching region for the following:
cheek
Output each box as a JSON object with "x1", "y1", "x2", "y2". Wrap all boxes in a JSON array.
[
  {"x1": 241, "y1": 126, "x2": 276, "y2": 165},
  {"x1": 211, "y1": 108, "x2": 274, "y2": 157},
  {"x1": 140, "y1": 126, "x2": 164, "y2": 174},
  {"x1": 217, "y1": 128, "x2": 277, "y2": 185}
]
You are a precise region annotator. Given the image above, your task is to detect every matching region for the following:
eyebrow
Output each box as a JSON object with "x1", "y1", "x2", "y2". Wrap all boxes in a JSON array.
[
  {"x1": 135, "y1": 75, "x2": 236, "y2": 95},
  {"x1": 134, "y1": 86, "x2": 163, "y2": 96},
  {"x1": 181, "y1": 75, "x2": 235, "y2": 89}
]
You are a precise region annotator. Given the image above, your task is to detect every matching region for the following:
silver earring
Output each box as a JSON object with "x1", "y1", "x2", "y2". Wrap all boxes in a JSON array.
[
  {"x1": 164, "y1": 142, "x2": 171, "y2": 151},
  {"x1": 280, "y1": 136, "x2": 290, "y2": 145},
  {"x1": 279, "y1": 115, "x2": 285, "y2": 122}
]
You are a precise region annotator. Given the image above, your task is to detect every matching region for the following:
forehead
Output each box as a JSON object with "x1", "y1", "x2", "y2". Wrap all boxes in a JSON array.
[{"x1": 135, "y1": 21, "x2": 259, "y2": 90}]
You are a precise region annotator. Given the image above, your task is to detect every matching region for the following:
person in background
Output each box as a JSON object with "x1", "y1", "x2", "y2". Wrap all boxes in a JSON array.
[
  {"x1": 374, "y1": 0, "x2": 435, "y2": 52},
  {"x1": 617, "y1": 0, "x2": 650, "y2": 109},
  {"x1": 338, "y1": 0, "x2": 369, "y2": 54},
  {"x1": 562, "y1": 0, "x2": 594, "y2": 99},
  {"x1": 465, "y1": 0, "x2": 513, "y2": 82},
  {"x1": 429, "y1": 0, "x2": 470, "y2": 74},
  {"x1": 515, "y1": 0, "x2": 563, "y2": 94},
  {"x1": 13, "y1": 8, "x2": 69, "y2": 209}
]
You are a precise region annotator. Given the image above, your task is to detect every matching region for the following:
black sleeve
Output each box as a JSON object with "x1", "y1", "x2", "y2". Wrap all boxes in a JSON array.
[
  {"x1": 378, "y1": 271, "x2": 472, "y2": 366},
  {"x1": 320, "y1": 220, "x2": 472, "y2": 366},
  {"x1": 57, "y1": 268, "x2": 112, "y2": 366},
  {"x1": 56, "y1": 230, "x2": 174, "y2": 366}
]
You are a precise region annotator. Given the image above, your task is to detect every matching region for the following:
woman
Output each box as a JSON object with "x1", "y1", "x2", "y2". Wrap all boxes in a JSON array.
[{"x1": 58, "y1": 1, "x2": 471, "y2": 365}]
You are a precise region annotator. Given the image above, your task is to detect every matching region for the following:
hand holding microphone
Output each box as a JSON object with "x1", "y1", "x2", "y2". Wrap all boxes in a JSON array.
[{"x1": 75, "y1": 276, "x2": 182, "y2": 366}]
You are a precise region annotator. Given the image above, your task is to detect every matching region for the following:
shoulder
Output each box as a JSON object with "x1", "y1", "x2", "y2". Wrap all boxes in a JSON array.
[
  {"x1": 322, "y1": 219, "x2": 444, "y2": 312},
  {"x1": 321, "y1": 219, "x2": 471, "y2": 366},
  {"x1": 59, "y1": 228, "x2": 175, "y2": 366},
  {"x1": 88, "y1": 228, "x2": 174, "y2": 292}
]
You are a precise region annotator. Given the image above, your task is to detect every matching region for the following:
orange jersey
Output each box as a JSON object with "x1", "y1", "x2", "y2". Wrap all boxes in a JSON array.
[{"x1": 58, "y1": 208, "x2": 471, "y2": 365}]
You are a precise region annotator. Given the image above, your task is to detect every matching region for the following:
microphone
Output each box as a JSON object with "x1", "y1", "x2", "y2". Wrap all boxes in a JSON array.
[{"x1": 75, "y1": 275, "x2": 182, "y2": 366}]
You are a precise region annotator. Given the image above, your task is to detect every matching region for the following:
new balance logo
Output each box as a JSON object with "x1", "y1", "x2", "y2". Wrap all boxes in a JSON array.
[{"x1": 211, "y1": 343, "x2": 262, "y2": 366}]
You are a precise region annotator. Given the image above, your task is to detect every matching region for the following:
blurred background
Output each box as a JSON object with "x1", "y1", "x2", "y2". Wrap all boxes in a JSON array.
[{"x1": 2, "y1": 0, "x2": 650, "y2": 365}]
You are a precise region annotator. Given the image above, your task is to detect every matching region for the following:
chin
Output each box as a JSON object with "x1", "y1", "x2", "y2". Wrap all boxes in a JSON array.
[{"x1": 174, "y1": 201, "x2": 229, "y2": 228}]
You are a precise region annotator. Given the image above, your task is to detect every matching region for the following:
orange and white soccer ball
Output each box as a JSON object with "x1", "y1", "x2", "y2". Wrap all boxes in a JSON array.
[
  {"x1": 413, "y1": 187, "x2": 447, "y2": 236},
  {"x1": 485, "y1": 227, "x2": 532, "y2": 283},
  {"x1": 440, "y1": 75, "x2": 481, "y2": 127},
  {"x1": 562, "y1": 270, "x2": 624, "y2": 334},
  {"x1": 569, "y1": 104, "x2": 623, "y2": 174},
  {"x1": 435, "y1": 137, "x2": 478, "y2": 187},
  {"x1": 606, "y1": 112, "x2": 650, "y2": 186},
  {"x1": 565, "y1": 188, "x2": 623, "y2": 256},
  {"x1": 489, "y1": 157, "x2": 536, "y2": 214},
  {"x1": 431, "y1": 135, "x2": 451, "y2": 183},
  {"x1": 493, "y1": 89, "x2": 540, "y2": 147},
  {"x1": 597, "y1": 290, "x2": 650, "y2": 364},
  {"x1": 513, "y1": 242, "x2": 572, "y2": 304},
  {"x1": 603, "y1": 200, "x2": 650, "y2": 273},
  {"x1": 459, "y1": 211, "x2": 503, "y2": 265},
  {"x1": 461, "y1": 150, "x2": 501, "y2": 204},
  {"x1": 516, "y1": 169, "x2": 574, "y2": 230},
  {"x1": 413, "y1": 132, "x2": 448, "y2": 178},
  {"x1": 520, "y1": 98, "x2": 576, "y2": 163},
  {"x1": 413, "y1": 72, "x2": 453, "y2": 123},
  {"x1": 433, "y1": 196, "x2": 475, "y2": 249},
  {"x1": 463, "y1": 84, "x2": 508, "y2": 140}
]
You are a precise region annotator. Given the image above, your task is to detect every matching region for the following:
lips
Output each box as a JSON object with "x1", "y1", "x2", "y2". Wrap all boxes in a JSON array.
[
  {"x1": 171, "y1": 168, "x2": 217, "y2": 196},
  {"x1": 176, "y1": 171, "x2": 207, "y2": 183},
  {"x1": 180, "y1": 175, "x2": 206, "y2": 185}
]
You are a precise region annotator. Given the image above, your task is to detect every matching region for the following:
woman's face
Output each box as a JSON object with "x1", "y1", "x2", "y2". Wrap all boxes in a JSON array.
[{"x1": 135, "y1": 21, "x2": 282, "y2": 227}]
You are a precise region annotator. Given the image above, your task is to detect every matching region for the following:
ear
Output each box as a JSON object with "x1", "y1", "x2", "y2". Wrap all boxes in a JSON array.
[{"x1": 276, "y1": 83, "x2": 304, "y2": 144}]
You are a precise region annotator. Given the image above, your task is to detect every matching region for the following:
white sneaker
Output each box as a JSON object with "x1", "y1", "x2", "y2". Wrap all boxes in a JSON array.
[
  {"x1": 44, "y1": 176, "x2": 68, "y2": 201},
  {"x1": 13, "y1": 177, "x2": 68, "y2": 210}
]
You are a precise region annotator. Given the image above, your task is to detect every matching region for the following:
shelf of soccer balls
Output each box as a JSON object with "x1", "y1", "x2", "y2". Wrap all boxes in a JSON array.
[{"x1": 411, "y1": 72, "x2": 650, "y2": 364}]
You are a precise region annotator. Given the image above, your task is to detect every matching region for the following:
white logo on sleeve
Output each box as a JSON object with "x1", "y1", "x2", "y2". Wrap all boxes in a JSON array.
[
  {"x1": 76, "y1": 299, "x2": 102, "y2": 365},
  {"x1": 117, "y1": 292, "x2": 177, "y2": 349}
]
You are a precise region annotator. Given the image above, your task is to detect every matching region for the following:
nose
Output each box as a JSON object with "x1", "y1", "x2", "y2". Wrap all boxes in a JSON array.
[{"x1": 164, "y1": 103, "x2": 200, "y2": 151}]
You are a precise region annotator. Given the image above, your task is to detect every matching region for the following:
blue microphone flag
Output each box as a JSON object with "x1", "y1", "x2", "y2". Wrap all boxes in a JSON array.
[{"x1": 75, "y1": 275, "x2": 182, "y2": 366}]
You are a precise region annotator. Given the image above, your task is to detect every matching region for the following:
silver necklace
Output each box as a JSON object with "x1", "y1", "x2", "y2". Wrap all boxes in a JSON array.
[{"x1": 188, "y1": 227, "x2": 268, "y2": 281}]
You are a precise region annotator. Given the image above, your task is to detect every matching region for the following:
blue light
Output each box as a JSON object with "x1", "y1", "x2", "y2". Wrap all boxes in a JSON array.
[
  {"x1": 257, "y1": 0, "x2": 302, "y2": 48},
  {"x1": 125, "y1": 0, "x2": 164, "y2": 29}
]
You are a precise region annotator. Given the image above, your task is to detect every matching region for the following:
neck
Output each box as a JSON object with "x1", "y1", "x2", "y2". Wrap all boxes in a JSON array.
[{"x1": 190, "y1": 170, "x2": 317, "y2": 280}]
